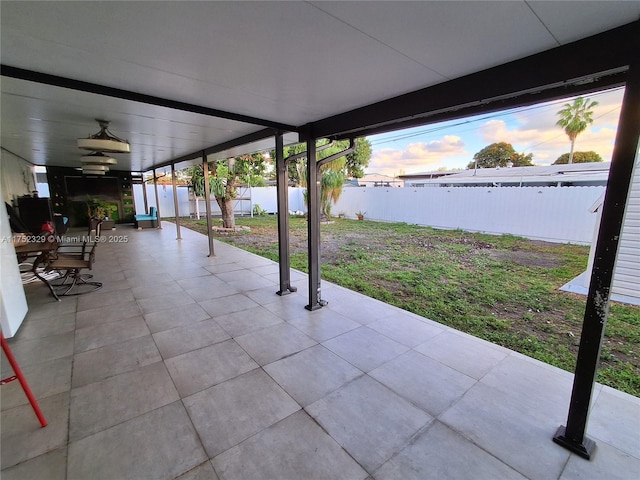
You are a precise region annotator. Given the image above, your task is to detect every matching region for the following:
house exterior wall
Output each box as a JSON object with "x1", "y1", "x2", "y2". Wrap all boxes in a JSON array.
[
  {"x1": 1, "y1": 150, "x2": 34, "y2": 336},
  {"x1": 1, "y1": 149, "x2": 36, "y2": 204},
  {"x1": 611, "y1": 159, "x2": 640, "y2": 303},
  {"x1": 0, "y1": 169, "x2": 29, "y2": 337}
]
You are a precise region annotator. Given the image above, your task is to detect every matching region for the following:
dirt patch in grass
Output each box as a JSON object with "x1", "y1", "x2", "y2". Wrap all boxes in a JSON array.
[{"x1": 489, "y1": 250, "x2": 563, "y2": 268}]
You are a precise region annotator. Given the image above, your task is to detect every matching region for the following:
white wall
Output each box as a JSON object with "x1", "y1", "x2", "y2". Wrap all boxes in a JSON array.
[
  {"x1": 1, "y1": 149, "x2": 36, "y2": 204},
  {"x1": 0, "y1": 149, "x2": 33, "y2": 336},
  {"x1": 0, "y1": 175, "x2": 28, "y2": 337}
]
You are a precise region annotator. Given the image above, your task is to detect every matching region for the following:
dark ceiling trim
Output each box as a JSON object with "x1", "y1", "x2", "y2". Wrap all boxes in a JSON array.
[
  {"x1": 306, "y1": 20, "x2": 640, "y2": 140},
  {"x1": 152, "y1": 127, "x2": 277, "y2": 169},
  {"x1": 0, "y1": 65, "x2": 298, "y2": 133},
  {"x1": 332, "y1": 71, "x2": 628, "y2": 140}
]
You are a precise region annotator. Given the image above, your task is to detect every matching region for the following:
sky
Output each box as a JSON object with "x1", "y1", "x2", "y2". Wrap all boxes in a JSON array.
[{"x1": 365, "y1": 87, "x2": 625, "y2": 177}]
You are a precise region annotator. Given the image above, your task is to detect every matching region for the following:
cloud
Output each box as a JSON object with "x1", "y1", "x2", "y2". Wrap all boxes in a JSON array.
[
  {"x1": 478, "y1": 115, "x2": 617, "y2": 165},
  {"x1": 513, "y1": 88, "x2": 623, "y2": 132},
  {"x1": 368, "y1": 136, "x2": 466, "y2": 175},
  {"x1": 366, "y1": 88, "x2": 624, "y2": 173}
]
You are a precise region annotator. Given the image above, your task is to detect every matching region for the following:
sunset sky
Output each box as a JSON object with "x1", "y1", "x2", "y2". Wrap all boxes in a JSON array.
[{"x1": 365, "y1": 87, "x2": 625, "y2": 177}]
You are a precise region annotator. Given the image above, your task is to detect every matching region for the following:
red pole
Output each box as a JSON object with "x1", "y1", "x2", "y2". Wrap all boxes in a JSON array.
[{"x1": 1, "y1": 332, "x2": 47, "y2": 427}]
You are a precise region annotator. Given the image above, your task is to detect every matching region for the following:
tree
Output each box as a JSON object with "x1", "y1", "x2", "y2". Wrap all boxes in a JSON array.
[
  {"x1": 279, "y1": 137, "x2": 371, "y2": 186},
  {"x1": 189, "y1": 153, "x2": 268, "y2": 228},
  {"x1": 276, "y1": 138, "x2": 372, "y2": 217},
  {"x1": 345, "y1": 138, "x2": 372, "y2": 178},
  {"x1": 467, "y1": 142, "x2": 534, "y2": 169},
  {"x1": 553, "y1": 151, "x2": 603, "y2": 165},
  {"x1": 295, "y1": 140, "x2": 348, "y2": 218},
  {"x1": 556, "y1": 97, "x2": 598, "y2": 164}
]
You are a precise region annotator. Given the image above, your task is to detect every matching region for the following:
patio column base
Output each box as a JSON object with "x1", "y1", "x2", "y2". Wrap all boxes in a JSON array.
[
  {"x1": 277, "y1": 285, "x2": 297, "y2": 296},
  {"x1": 553, "y1": 425, "x2": 596, "y2": 460},
  {"x1": 305, "y1": 299, "x2": 327, "y2": 311}
]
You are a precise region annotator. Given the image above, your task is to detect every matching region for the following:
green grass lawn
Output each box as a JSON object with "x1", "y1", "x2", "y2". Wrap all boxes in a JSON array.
[{"x1": 178, "y1": 215, "x2": 640, "y2": 396}]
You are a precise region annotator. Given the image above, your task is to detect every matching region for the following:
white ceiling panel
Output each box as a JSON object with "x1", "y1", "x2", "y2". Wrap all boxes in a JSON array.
[
  {"x1": 528, "y1": 1, "x2": 640, "y2": 44},
  {"x1": 311, "y1": 1, "x2": 556, "y2": 79},
  {"x1": 0, "y1": 77, "x2": 263, "y2": 172},
  {"x1": 0, "y1": 1, "x2": 442, "y2": 125},
  {"x1": 1, "y1": 1, "x2": 638, "y2": 172}
]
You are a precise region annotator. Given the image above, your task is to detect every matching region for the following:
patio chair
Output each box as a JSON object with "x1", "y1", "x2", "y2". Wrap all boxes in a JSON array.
[
  {"x1": 48, "y1": 241, "x2": 102, "y2": 296},
  {"x1": 88, "y1": 217, "x2": 103, "y2": 237},
  {"x1": 53, "y1": 213, "x2": 69, "y2": 236},
  {"x1": 134, "y1": 206, "x2": 158, "y2": 229}
]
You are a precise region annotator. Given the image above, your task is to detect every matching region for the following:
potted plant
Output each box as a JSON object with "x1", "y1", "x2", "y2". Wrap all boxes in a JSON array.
[
  {"x1": 86, "y1": 196, "x2": 118, "y2": 230},
  {"x1": 356, "y1": 210, "x2": 366, "y2": 221}
]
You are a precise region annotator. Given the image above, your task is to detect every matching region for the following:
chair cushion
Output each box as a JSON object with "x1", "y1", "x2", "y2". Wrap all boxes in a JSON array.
[{"x1": 135, "y1": 206, "x2": 157, "y2": 221}]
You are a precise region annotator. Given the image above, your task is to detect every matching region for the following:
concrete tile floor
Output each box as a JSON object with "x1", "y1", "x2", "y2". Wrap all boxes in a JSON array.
[{"x1": 2, "y1": 224, "x2": 639, "y2": 479}]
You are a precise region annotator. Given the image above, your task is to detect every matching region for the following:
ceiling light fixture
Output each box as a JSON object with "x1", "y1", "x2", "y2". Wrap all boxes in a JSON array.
[
  {"x1": 80, "y1": 152, "x2": 118, "y2": 165},
  {"x1": 82, "y1": 164, "x2": 109, "y2": 175},
  {"x1": 77, "y1": 119, "x2": 130, "y2": 153}
]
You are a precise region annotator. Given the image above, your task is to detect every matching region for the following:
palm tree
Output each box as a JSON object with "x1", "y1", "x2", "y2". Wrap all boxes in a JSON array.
[
  {"x1": 556, "y1": 97, "x2": 598, "y2": 164},
  {"x1": 294, "y1": 139, "x2": 364, "y2": 219}
]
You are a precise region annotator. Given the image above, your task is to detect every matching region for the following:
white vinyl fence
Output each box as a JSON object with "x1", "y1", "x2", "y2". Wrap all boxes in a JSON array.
[
  {"x1": 133, "y1": 185, "x2": 306, "y2": 218},
  {"x1": 333, "y1": 186, "x2": 605, "y2": 245},
  {"x1": 134, "y1": 184, "x2": 605, "y2": 244}
]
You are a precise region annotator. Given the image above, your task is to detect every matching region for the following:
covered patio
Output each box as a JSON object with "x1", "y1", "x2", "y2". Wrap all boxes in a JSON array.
[
  {"x1": 2, "y1": 225, "x2": 638, "y2": 479},
  {"x1": 2, "y1": 2, "x2": 640, "y2": 478}
]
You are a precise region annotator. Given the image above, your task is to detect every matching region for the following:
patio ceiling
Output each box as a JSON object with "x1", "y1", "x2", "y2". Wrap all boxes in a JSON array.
[{"x1": 2, "y1": 1, "x2": 639, "y2": 173}]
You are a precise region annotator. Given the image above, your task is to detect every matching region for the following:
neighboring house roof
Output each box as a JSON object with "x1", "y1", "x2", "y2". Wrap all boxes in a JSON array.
[
  {"x1": 398, "y1": 170, "x2": 461, "y2": 179},
  {"x1": 357, "y1": 173, "x2": 404, "y2": 187},
  {"x1": 404, "y1": 163, "x2": 611, "y2": 186}
]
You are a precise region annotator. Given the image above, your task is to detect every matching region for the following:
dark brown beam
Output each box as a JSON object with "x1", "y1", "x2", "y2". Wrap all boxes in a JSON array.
[
  {"x1": 0, "y1": 65, "x2": 297, "y2": 133},
  {"x1": 171, "y1": 162, "x2": 181, "y2": 240},
  {"x1": 307, "y1": 20, "x2": 639, "y2": 140},
  {"x1": 152, "y1": 168, "x2": 162, "y2": 229},
  {"x1": 275, "y1": 132, "x2": 297, "y2": 296},
  {"x1": 331, "y1": 72, "x2": 627, "y2": 140},
  {"x1": 305, "y1": 137, "x2": 323, "y2": 311},
  {"x1": 202, "y1": 153, "x2": 215, "y2": 257},
  {"x1": 155, "y1": 128, "x2": 279, "y2": 170},
  {"x1": 554, "y1": 59, "x2": 640, "y2": 460}
]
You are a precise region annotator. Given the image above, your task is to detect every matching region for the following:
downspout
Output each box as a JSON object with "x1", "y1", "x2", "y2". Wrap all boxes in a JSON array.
[{"x1": 306, "y1": 138, "x2": 356, "y2": 311}]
